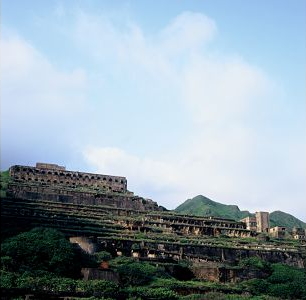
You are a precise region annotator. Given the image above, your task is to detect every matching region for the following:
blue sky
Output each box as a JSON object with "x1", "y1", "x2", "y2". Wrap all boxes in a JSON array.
[{"x1": 1, "y1": 0, "x2": 305, "y2": 220}]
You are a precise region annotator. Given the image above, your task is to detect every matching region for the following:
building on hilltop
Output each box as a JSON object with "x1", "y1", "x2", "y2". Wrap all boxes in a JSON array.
[
  {"x1": 269, "y1": 226, "x2": 287, "y2": 239},
  {"x1": 240, "y1": 212, "x2": 270, "y2": 233},
  {"x1": 292, "y1": 227, "x2": 306, "y2": 241},
  {"x1": 239, "y1": 216, "x2": 257, "y2": 231},
  {"x1": 36, "y1": 162, "x2": 66, "y2": 171},
  {"x1": 7, "y1": 163, "x2": 160, "y2": 211},
  {"x1": 9, "y1": 163, "x2": 127, "y2": 193},
  {"x1": 255, "y1": 211, "x2": 270, "y2": 233}
]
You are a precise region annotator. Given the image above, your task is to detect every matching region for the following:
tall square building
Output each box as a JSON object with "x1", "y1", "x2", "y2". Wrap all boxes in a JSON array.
[{"x1": 255, "y1": 211, "x2": 270, "y2": 233}]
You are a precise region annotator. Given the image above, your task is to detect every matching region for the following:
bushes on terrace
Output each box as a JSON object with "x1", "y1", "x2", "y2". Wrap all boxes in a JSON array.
[
  {"x1": 1, "y1": 228, "x2": 76, "y2": 276},
  {"x1": 124, "y1": 286, "x2": 179, "y2": 300},
  {"x1": 0, "y1": 227, "x2": 93, "y2": 278},
  {"x1": 94, "y1": 251, "x2": 113, "y2": 263},
  {"x1": 76, "y1": 280, "x2": 119, "y2": 298},
  {"x1": 16, "y1": 273, "x2": 76, "y2": 292},
  {"x1": 117, "y1": 261, "x2": 159, "y2": 286},
  {"x1": 241, "y1": 263, "x2": 306, "y2": 299},
  {"x1": 238, "y1": 257, "x2": 271, "y2": 272}
]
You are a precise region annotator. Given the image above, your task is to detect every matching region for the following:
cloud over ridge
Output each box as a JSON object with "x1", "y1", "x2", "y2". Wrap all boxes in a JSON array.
[{"x1": 1, "y1": 8, "x2": 305, "y2": 220}]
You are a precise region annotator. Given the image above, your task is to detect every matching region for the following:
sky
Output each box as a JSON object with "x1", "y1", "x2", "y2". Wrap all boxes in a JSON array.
[{"x1": 1, "y1": 0, "x2": 305, "y2": 221}]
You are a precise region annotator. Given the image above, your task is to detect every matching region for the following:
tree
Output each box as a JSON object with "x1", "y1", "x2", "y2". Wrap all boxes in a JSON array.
[
  {"x1": 94, "y1": 251, "x2": 112, "y2": 263},
  {"x1": 117, "y1": 262, "x2": 158, "y2": 286},
  {"x1": 1, "y1": 227, "x2": 77, "y2": 277},
  {"x1": 267, "y1": 263, "x2": 306, "y2": 299}
]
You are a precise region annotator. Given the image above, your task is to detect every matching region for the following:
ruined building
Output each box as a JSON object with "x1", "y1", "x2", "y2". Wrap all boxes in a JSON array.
[
  {"x1": 2, "y1": 163, "x2": 305, "y2": 274},
  {"x1": 292, "y1": 227, "x2": 306, "y2": 241},
  {"x1": 10, "y1": 163, "x2": 127, "y2": 193},
  {"x1": 240, "y1": 216, "x2": 257, "y2": 231},
  {"x1": 3, "y1": 163, "x2": 255, "y2": 239},
  {"x1": 240, "y1": 212, "x2": 270, "y2": 233},
  {"x1": 255, "y1": 211, "x2": 270, "y2": 233},
  {"x1": 7, "y1": 163, "x2": 159, "y2": 211},
  {"x1": 269, "y1": 226, "x2": 287, "y2": 239}
]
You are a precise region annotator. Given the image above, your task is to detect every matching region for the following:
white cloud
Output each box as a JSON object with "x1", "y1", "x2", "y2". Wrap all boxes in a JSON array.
[
  {"x1": 2, "y1": 9, "x2": 305, "y2": 221},
  {"x1": 78, "y1": 11, "x2": 305, "y2": 220},
  {"x1": 83, "y1": 146, "x2": 182, "y2": 195},
  {"x1": 0, "y1": 33, "x2": 88, "y2": 167},
  {"x1": 1, "y1": 35, "x2": 87, "y2": 119},
  {"x1": 182, "y1": 55, "x2": 271, "y2": 124},
  {"x1": 159, "y1": 11, "x2": 217, "y2": 55}
]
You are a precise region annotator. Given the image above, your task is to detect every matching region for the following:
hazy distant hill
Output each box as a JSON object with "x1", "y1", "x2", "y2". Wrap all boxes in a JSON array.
[{"x1": 175, "y1": 195, "x2": 306, "y2": 230}]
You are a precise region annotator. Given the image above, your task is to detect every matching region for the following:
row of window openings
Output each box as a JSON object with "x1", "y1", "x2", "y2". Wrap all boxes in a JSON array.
[
  {"x1": 16, "y1": 171, "x2": 125, "y2": 183},
  {"x1": 15, "y1": 176, "x2": 124, "y2": 190}
]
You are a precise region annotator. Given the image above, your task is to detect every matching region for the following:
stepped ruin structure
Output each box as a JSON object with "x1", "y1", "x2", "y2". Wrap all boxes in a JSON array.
[
  {"x1": 1, "y1": 163, "x2": 305, "y2": 276},
  {"x1": 7, "y1": 163, "x2": 159, "y2": 211},
  {"x1": 5, "y1": 163, "x2": 254, "y2": 238}
]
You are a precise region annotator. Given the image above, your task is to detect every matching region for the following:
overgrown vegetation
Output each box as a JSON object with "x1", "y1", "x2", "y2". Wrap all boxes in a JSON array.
[
  {"x1": 0, "y1": 170, "x2": 10, "y2": 197},
  {"x1": 1, "y1": 227, "x2": 87, "y2": 277},
  {"x1": 239, "y1": 263, "x2": 306, "y2": 299},
  {"x1": 1, "y1": 228, "x2": 305, "y2": 299}
]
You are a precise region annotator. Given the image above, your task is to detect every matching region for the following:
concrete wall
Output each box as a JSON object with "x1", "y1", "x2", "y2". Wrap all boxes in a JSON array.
[{"x1": 9, "y1": 165, "x2": 127, "y2": 193}]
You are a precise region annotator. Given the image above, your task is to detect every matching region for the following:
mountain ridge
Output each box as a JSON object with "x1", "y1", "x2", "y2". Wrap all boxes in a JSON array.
[{"x1": 174, "y1": 195, "x2": 306, "y2": 230}]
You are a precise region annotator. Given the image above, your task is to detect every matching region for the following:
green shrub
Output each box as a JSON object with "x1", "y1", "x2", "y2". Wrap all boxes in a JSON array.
[
  {"x1": 76, "y1": 279, "x2": 119, "y2": 298},
  {"x1": 267, "y1": 263, "x2": 306, "y2": 299},
  {"x1": 242, "y1": 278, "x2": 270, "y2": 295},
  {"x1": 124, "y1": 286, "x2": 178, "y2": 300},
  {"x1": 94, "y1": 251, "x2": 112, "y2": 263},
  {"x1": 15, "y1": 273, "x2": 76, "y2": 293},
  {"x1": 1, "y1": 228, "x2": 77, "y2": 277},
  {"x1": 239, "y1": 257, "x2": 271, "y2": 272},
  {"x1": 241, "y1": 263, "x2": 306, "y2": 299},
  {"x1": 0, "y1": 270, "x2": 17, "y2": 288},
  {"x1": 117, "y1": 262, "x2": 158, "y2": 286},
  {"x1": 109, "y1": 256, "x2": 135, "y2": 267}
]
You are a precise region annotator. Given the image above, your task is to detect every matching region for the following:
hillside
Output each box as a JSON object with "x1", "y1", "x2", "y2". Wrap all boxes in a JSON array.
[
  {"x1": 1, "y1": 169, "x2": 306, "y2": 299},
  {"x1": 175, "y1": 195, "x2": 306, "y2": 230},
  {"x1": 175, "y1": 195, "x2": 251, "y2": 220},
  {"x1": 270, "y1": 210, "x2": 306, "y2": 229}
]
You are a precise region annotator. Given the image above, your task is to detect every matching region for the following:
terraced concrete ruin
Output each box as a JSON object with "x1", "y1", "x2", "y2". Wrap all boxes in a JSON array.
[
  {"x1": 1, "y1": 163, "x2": 305, "y2": 281},
  {"x1": 8, "y1": 163, "x2": 159, "y2": 211}
]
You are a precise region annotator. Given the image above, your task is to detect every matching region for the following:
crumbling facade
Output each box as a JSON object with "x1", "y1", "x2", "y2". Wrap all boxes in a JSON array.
[
  {"x1": 256, "y1": 211, "x2": 270, "y2": 233},
  {"x1": 292, "y1": 227, "x2": 306, "y2": 241},
  {"x1": 7, "y1": 163, "x2": 159, "y2": 211},
  {"x1": 269, "y1": 226, "x2": 287, "y2": 239},
  {"x1": 3, "y1": 163, "x2": 255, "y2": 239},
  {"x1": 240, "y1": 216, "x2": 257, "y2": 231},
  {"x1": 240, "y1": 212, "x2": 270, "y2": 233},
  {"x1": 9, "y1": 163, "x2": 127, "y2": 193}
]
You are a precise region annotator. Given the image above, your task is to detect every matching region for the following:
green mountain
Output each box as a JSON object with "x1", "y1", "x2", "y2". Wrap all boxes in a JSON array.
[
  {"x1": 175, "y1": 195, "x2": 306, "y2": 230},
  {"x1": 175, "y1": 195, "x2": 251, "y2": 220},
  {"x1": 270, "y1": 210, "x2": 306, "y2": 229}
]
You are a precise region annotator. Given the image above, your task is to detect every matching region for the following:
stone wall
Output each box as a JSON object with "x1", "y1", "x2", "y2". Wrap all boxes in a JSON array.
[
  {"x1": 98, "y1": 238, "x2": 305, "y2": 269},
  {"x1": 6, "y1": 182, "x2": 159, "y2": 211},
  {"x1": 192, "y1": 262, "x2": 270, "y2": 283},
  {"x1": 9, "y1": 164, "x2": 127, "y2": 193}
]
